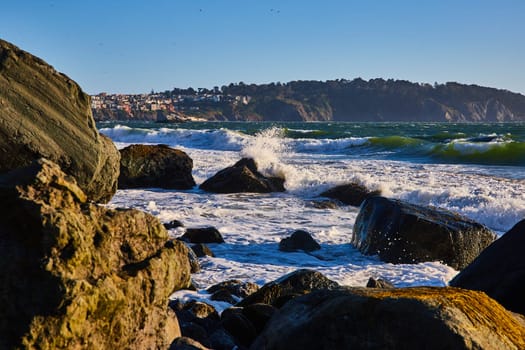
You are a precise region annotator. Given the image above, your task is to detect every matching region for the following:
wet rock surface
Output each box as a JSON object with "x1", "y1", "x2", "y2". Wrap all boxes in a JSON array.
[
  {"x1": 119, "y1": 144, "x2": 196, "y2": 189},
  {"x1": 352, "y1": 196, "x2": 496, "y2": 269},
  {"x1": 200, "y1": 158, "x2": 285, "y2": 193}
]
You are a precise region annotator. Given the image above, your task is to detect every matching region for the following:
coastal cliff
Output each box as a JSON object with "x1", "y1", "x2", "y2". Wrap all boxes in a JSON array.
[{"x1": 92, "y1": 79, "x2": 525, "y2": 122}]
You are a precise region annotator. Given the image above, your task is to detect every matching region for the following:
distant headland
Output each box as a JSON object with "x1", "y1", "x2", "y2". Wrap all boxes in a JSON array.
[{"x1": 92, "y1": 79, "x2": 525, "y2": 122}]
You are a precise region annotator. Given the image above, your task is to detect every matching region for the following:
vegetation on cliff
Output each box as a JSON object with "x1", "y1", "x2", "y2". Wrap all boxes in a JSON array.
[{"x1": 94, "y1": 79, "x2": 525, "y2": 122}]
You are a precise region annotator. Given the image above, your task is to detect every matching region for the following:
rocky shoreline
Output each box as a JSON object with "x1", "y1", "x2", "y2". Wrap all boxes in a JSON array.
[{"x1": 1, "y1": 38, "x2": 525, "y2": 349}]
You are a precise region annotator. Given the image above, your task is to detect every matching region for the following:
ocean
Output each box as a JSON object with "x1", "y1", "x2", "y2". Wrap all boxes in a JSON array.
[{"x1": 99, "y1": 121, "x2": 525, "y2": 311}]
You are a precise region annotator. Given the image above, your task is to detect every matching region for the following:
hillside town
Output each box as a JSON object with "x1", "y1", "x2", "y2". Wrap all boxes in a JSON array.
[{"x1": 91, "y1": 91, "x2": 251, "y2": 121}]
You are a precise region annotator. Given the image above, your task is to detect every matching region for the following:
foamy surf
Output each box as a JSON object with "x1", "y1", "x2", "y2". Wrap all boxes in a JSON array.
[{"x1": 101, "y1": 121, "x2": 525, "y2": 305}]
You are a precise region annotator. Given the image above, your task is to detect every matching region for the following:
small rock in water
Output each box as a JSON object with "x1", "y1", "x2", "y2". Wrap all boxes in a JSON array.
[
  {"x1": 366, "y1": 277, "x2": 394, "y2": 289},
  {"x1": 164, "y1": 220, "x2": 184, "y2": 230},
  {"x1": 279, "y1": 230, "x2": 321, "y2": 252},
  {"x1": 191, "y1": 243, "x2": 215, "y2": 257},
  {"x1": 200, "y1": 158, "x2": 285, "y2": 193},
  {"x1": 180, "y1": 227, "x2": 225, "y2": 244},
  {"x1": 320, "y1": 182, "x2": 381, "y2": 207}
]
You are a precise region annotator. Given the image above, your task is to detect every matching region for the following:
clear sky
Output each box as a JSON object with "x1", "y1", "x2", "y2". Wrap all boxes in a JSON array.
[{"x1": 1, "y1": 0, "x2": 524, "y2": 95}]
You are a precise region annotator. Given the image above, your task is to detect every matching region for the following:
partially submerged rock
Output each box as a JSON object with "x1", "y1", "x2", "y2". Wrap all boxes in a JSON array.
[
  {"x1": 207, "y1": 280, "x2": 260, "y2": 300},
  {"x1": 191, "y1": 243, "x2": 215, "y2": 258},
  {"x1": 251, "y1": 287, "x2": 525, "y2": 350},
  {"x1": 0, "y1": 39, "x2": 120, "y2": 203},
  {"x1": 320, "y1": 182, "x2": 381, "y2": 206},
  {"x1": 237, "y1": 269, "x2": 339, "y2": 307},
  {"x1": 200, "y1": 158, "x2": 285, "y2": 193},
  {"x1": 366, "y1": 277, "x2": 395, "y2": 289},
  {"x1": 119, "y1": 144, "x2": 196, "y2": 189},
  {"x1": 450, "y1": 219, "x2": 525, "y2": 315},
  {"x1": 352, "y1": 196, "x2": 496, "y2": 269},
  {"x1": 278, "y1": 230, "x2": 321, "y2": 252},
  {"x1": 0, "y1": 159, "x2": 191, "y2": 349},
  {"x1": 181, "y1": 227, "x2": 225, "y2": 244}
]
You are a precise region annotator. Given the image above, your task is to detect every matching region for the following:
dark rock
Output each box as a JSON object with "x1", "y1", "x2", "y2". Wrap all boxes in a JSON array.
[
  {"x1": 210, "y1": 289, "x2": 238, "y2": 304},
  {"x1": 187, "y1": 247, "x2": 201, "y2": 273},
  {"x1": 209, "y1": 328, "x2": 237, "y2": 350},
  {"x1": 251, "y1": 287, "x2": 525, "y2": 350},
  {"x1": 165, "y1": 220, "x2": 185, "y2": 230},
  {"x1": 450, "y1": 219, "x2": 525, "y2": 315},
  {"x1": 119, "y1": 144, "x2": 196, "y2": 189},
  {"x1": 221, "y1": 307, "x2": 257, "y2": 347},
  {"x1": 320, "y1": 183, "x2": 381, "y2": 206},
  {"x1": 279, "y1": 230, "x2": 321, "y2": 252},
  {"x1": 307, "y1": 199, "x2": 340, "y2": 209},
  {"x1": 208, "y1": 280, "x2": 260, "y2": 299},
  {"x1": 242, "y1": 303, "x2": 277, "y2": 333},
  {"x1": 366, "y1": 277, "x2": 394, "y2": 289},
  {"x1": 183, "y1": 301, "x2": 220, "y2": 321},
  {"x1": 181, "y1": 227, "x2": 225, "y2": 244},
  {"x1": 0, "y1": 159, "x2": 191, "y2": 349},
  {"x1": 237, "y1": 269, "x2": 339, "y2": 307},
  {"x1": 169, "y1": 337, "x2": 210, "y2": 350},
  {"x1": 178, "y1": 324, "x2": 211, "y2": 349},
  {"x1": 352, "y1": 196, "x2": 496, "y2": 270},
  {"x1": 200, "y1": 158, "x2": 285, "y2": 193},
  {"x1": 191, "y1": 243, "x2": 215, "y2": 258},
  {"x1": 0, "y1": 39, "x2": 120, "y2": 203}
]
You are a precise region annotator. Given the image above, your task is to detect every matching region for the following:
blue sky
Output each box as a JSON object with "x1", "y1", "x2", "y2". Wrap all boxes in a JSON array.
[{"x1": 1, "y1": 0, "x2": 524, "y2": 94}]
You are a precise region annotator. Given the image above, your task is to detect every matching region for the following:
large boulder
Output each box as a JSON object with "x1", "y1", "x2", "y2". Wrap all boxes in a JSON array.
[
  {"x1": 119, "y1": 144, "x2": 196, "y2": 189},
  {"x1": 449, "y1": 219, "x2": 525, "y2": 315},
  {"x1": 200, "y1": 158, "x2": 285, "y2": 193},
  {"x1": 352, "y1": 196, "x2": 496, "y2": 270},
  {"x1": 237, "y1": 269, "x2": 339, "y2": 307},
  {"x1": 251, "y1": 287, "x2": 525, "y2": 350},
  {"x1": 320, "y1": 183, "x2": 381, "y2": 206},
  {"x1": 0, "y1": 159, "x2": 191, "y2": 349},
  {"x1": 0, "y1": 39, "x2": 120, "y2": 203}
]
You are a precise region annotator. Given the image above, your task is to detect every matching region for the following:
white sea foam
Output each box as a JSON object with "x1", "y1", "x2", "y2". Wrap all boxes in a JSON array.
[{"x1": 102, "y1": 124, "x2": 525, "y2": 310}]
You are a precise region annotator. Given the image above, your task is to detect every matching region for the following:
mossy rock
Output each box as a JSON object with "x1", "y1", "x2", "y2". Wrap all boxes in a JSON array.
[
  {"x1": 0, "y1": 159, "x2": 191, "y2": 349},
  {"x1": 252, "y1": 287, "x2": 525, "y2": 349}
]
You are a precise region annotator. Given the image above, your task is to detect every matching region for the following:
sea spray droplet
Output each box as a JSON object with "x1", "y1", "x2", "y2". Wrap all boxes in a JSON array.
[{"x1": 240, "y1": 127, "x2": 290, "y2": 178}]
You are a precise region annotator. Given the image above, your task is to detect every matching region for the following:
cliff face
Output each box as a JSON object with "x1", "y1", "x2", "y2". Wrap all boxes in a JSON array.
[
  {"x1": 234, "y1": 79, "x2": 525, "y2": 122},
  {"x1": 95, "y1": 79, "x2": 525, "y2": 122}
]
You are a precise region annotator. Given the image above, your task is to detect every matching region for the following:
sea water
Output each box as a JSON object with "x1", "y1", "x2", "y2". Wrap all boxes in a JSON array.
[{"x1": 99, "y1": 121, "x2": 525, "y2": 310}]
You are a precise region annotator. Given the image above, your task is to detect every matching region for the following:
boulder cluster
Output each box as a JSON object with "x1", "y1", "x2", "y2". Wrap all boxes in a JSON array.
[
  {"x1": 0, "y1": 39, "x2": 192, "y2": 349},
  {"x1": 2, "y1": 38, "x2": 525, "y2": 350}
]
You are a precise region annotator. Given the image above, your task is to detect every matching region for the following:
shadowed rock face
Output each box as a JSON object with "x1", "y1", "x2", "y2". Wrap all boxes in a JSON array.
[
  {"x1": 0, "y1": 159, "x2": 191, "y2": 349},
  {"x1": 237, "y1": 269, "x2": 339, "y2": 307},
  {"x1": 352, "y1": 196, "x2": 496, "y2": 270},
  {"x1": 450, "y1": 219, "x2": 525, "y2": 315},
  {"x1": 250, "y1": 287, "x2": 525, "y2": 350},
  {"x1": 119, "y1": 144, "x2": 196, "y2": 189},
  {"x1": 320, "y1": 183, "x2": 381, "y2": 207},
  {"x1": 0, "y1": 39, "x2": 120, "y2": 203},
  {"x1": 200, "y1": 158, "x2": 285, "y2": 193}
]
